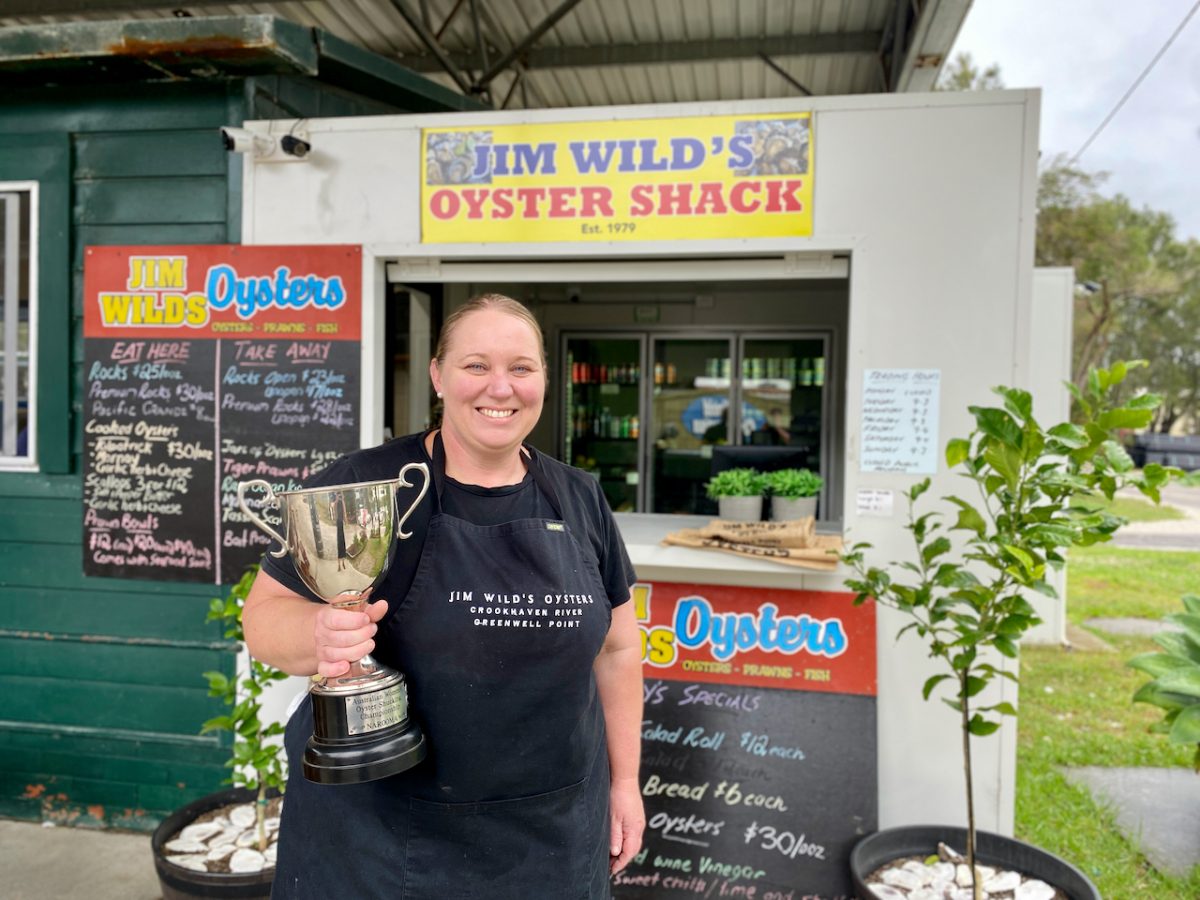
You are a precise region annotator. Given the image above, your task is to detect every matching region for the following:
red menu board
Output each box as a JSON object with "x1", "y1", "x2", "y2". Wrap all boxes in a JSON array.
[
  {"x1": 82, "y1": 245, "x2": 362, "y2": 584},
  {"x1": 617, "y1": 583, "x2": 876, "y2": 900}
]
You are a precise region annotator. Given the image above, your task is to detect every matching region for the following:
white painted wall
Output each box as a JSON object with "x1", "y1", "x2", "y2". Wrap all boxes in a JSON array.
[
  {"x1": 1023, "y1": 267, "x2": 1076, "y2": 646},
  {"x1": 241, "y1": 89, "x2": 1043, "y2": 837}
]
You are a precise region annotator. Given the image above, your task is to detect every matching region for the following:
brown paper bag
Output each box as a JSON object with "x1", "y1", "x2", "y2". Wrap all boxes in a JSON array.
[
  {"x1": 697, "y1": 517, "x2": 816, "y2": 547},
  {"x1": 662, "y1": 527, "x2": 842, "y2": 571}
]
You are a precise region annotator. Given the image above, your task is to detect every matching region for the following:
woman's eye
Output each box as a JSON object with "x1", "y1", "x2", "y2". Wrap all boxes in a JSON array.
[
  {"x1": 466, "y1": 362, "x2": 487, "y2": 372},
  {"x1": 512, "y1": 365, "x2": 531, "y2": 375}
]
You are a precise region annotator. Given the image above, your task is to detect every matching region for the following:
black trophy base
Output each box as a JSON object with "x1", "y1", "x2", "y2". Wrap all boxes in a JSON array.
[{"x1": 303, "y1": 715, "x2": 427, "y2": 785}]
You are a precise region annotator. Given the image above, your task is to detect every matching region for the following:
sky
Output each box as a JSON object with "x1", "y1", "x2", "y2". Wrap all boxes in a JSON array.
[{"x1": 951, "y1": 0, "x2": 1200, "y2": 241}]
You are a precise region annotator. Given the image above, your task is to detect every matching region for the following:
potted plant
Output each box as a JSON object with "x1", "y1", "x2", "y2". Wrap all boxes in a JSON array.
[
  {"x1": 841, "y1": 362, "x2": 1175, "y2": 900},
  {"x1": 151, "y1": 565, "x2": 289, "y2": 899},
  {"x1": 765, "y1": 467, "x2": 822, "y2": 520},
  {"x1": 705, "y1": 466, "x2": 767, "y2": 521},
  {"x1": 1128, "y1": 593, "x2": 1200, "y2": 772}
]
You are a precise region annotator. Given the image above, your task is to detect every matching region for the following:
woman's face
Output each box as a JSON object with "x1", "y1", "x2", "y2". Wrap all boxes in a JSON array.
[{"x1": 430, "y1": 308, "x2": 546, "y2": 457}]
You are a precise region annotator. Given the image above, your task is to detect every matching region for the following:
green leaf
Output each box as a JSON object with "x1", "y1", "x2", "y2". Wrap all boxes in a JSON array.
[
  {"x1": 987, "y1": 701, "x2": 1018, "y2": 717},
  {"x1": 922, "y1": 674, "x2": 952, "y2": 700},
  {"x1": 1154, "y1": 631, "x2": 1200, "y2": 664},
  {"x1": 946, "y1": 438, "x2": 971, "y2": 468},
  {"x1": 994, "y1": 636, "x2": 1018, "y2": 658},
  {"x1": 1046, "y1": 422, "x2": 1088, "y2": 449},
  {"x1": 970, "y1": 406, "x2": 1023, "y2": 449},
  {"x1": 922, "y1": 537, "x2": 952, "y2": 567},
  {"x1": 909, "y1": 478, "x2": 932, "y2": 503},
  {"x1": 1156, "y1": 669, "x2": 1200, "y2": 699},
  {"x1": 1097, "y1": 408, "x2": 1154, "y2": 431},
  {"x1": 1165, "y1": 613, "x2": 1200, "y2": 643},
  {"x1": 997, "y1": 387, "x2": 1033, "y2": 422},
  {"x1": 1004, "y1": 544, "x2": 1035, "y2": 573},
  {"x1": 968, "y1": 715, "x2": 1001, "y2": 737},
  {"x1": 1101, "y1": 440, "x2": 1134, "y2": 474},
  {"x1": 1133, "y1": 682, "x2": 1191, "y2": 711},
  {"x1": 1126, "y1": 392, "x2": 1163, "y2": 410},
  {"x1": 1169, "y1": 705, "x2": 1200, "y2": 744},
  {"x1": 984, "y1": 442, "x2": 1022, "y2": 488},
  {"x1": 201, "y1": 715, "x2": 233, "y2": 734},
  {"x1": 964, "y1": 675, "x2": 988, "y2": 697},
  {"x1": 1127, "y1": 653, "x2": 1192, "y2": 678}
]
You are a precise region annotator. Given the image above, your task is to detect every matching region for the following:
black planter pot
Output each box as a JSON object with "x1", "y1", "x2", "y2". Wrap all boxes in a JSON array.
[
  {"x1": 151, "y1": 787, "x2": 275, "y2": 900},
  {"x1": 850, "y1": 826, "x2": 1100, "y2": 900}
]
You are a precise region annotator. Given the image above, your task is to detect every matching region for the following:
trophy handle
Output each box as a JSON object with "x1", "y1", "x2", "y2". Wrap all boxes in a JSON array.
[
  {"x1": 237, "y1": 479, "x2": 289, "y2": 558},
  {"x1": 395, "y1": 462, "x2": 430, "y2": 539}
]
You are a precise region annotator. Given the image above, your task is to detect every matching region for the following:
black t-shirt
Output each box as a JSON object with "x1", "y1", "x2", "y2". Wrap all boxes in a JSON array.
[{"x1": 261, "y1": 432, "x2": 636, "y2": 612}]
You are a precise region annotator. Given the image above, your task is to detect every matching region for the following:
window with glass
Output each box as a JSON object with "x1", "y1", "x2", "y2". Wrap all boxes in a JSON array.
[{"x1": 0, "y1": 186, "x2": 34, "y2": 466}]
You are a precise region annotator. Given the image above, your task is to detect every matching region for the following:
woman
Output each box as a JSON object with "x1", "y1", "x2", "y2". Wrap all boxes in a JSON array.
[{"x1": 243, "y1": 294, "x2": 645, "y2": 899}]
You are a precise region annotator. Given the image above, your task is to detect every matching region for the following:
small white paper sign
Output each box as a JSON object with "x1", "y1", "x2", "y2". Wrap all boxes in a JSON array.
[
  {"x1": 856, "y1": 489, "x2": 895, "y2": 518},
  {"x1": 860, "y1": 369, "x2": 940, "y2": 473}
]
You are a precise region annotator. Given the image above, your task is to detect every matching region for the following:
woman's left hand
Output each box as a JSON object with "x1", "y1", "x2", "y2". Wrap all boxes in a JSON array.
[{"x1": 608, "y1": 776, "x2": 645, "y2": 874}]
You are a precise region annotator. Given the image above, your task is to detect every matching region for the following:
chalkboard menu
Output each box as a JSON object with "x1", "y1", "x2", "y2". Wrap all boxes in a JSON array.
[
  {"x1": 82, "y1": 245, "x2": 362, "y2": 584},
  {"x1": 618, "y1": 583, "x2": 877, "y2": 900}
]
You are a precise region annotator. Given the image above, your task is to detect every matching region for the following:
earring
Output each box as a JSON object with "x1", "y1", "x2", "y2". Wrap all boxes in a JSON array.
[{"x1": 436, "y1": 392, "x2": 443, "y2": 399}]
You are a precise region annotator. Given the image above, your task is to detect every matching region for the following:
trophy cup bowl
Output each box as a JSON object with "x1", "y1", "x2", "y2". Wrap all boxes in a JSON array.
[{"x1": 237, "y1": 463, "x2": 430, "y2": 785}]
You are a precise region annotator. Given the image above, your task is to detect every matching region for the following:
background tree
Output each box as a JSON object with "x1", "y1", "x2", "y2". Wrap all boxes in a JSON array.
[
  {"x1": 1106, "y1": 241, "x2": 1200, "y2": 432},
  {"x1": 1036, "y1": 155, "x2": 1186, "y2": 403},
  {"x1": 939, "y1": 54, "x2": 1200, "y2": 431},
  {"x1": 936, "y1": 52, "x2": 1004, "y2": 91}
]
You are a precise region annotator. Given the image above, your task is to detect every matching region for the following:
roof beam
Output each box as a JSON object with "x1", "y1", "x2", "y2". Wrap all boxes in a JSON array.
[
  {"x1": 473, "y1": 0, "x2": 584, "y2": 88},
  {"x1": 401, "y1": 31, "x2": 882, "y2": 73},
  {"x1": 387, "y1": 0, "x2": 475, "y2": 95}
]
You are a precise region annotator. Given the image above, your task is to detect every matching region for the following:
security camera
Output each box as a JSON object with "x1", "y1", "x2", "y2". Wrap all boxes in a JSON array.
[
  {"x1": 279, "y1": 135, "x2": 311, "y2": 158},
  {"x1": 220, "y1": 127, "x2": 273, "y2": 157}
]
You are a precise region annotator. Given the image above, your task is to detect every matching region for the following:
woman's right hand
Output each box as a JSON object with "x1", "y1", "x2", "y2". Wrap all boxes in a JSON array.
[{"x1": 313, "y1": 595, "x2": 389, "y2": 678}]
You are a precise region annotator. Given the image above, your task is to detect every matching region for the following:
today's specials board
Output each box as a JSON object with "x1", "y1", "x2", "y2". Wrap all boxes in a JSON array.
[
  {"x1": 618, "y1": 583, "x2": 877, "y2": 900},
  {"x1": 82, "y1": 245, "x2": 362, "y2": 584}
]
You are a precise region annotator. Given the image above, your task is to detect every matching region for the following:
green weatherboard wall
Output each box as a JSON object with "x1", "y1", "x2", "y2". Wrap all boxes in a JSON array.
[{"x1": 0, "y1": 19, "x2": 468, "y2": 829}]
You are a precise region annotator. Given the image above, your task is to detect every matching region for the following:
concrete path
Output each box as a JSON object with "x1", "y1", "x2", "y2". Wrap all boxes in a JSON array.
[
  {"x1": 1112, "y1": 482, "x2": 1200, "y2": 551},
  {"x1": 0, "y1": 819, "x2": 161, "y2": 899},
  {"x1": 1063, "y1": 767, "x2": 1200, "y2": 879},
  {"x1": 1069, "y1": 484, "x2": 1200, "y2": 881}
]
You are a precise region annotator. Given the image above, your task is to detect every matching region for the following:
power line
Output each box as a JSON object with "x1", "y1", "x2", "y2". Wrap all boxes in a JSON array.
[{"x1": 1070, "y1": 0, "x2": 1200, "y2": 164}]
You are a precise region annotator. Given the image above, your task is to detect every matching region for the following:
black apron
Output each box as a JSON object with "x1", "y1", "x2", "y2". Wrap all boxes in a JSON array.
[{"x1": 273, "y1": 437, "x2": 613, "y2": 899}]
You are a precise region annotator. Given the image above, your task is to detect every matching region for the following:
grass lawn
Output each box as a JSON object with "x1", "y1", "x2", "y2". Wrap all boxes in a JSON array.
[
  {"x1": 1013, "y1": 544, "x2": 1200, "y2": 898},
  {"x1": 1067, "y1": 545, "x2": 1200, "y2": 621},
  {"x1": 1093, "y1": 495, "x2": 1186, "y2": 523}
]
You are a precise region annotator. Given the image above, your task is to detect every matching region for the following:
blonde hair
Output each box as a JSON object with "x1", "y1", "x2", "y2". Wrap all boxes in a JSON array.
[{"x1": 433, "y1": 293, "x2": 546, "y2": 366}]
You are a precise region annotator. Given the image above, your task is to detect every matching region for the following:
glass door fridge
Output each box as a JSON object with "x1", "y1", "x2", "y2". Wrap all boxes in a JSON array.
[
  {"x1": 559, "y1": 331, "x2": 831, "y2": 517},
  {"x1": 647, "y1": 336, "x2": 734, "y2": 514},
  {"x1": 562, "y1": 334, "x2": 644, "y2": 512}
]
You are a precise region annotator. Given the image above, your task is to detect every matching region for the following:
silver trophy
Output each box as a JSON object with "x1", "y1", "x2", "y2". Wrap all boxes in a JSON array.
[{"x1": 237, "y1": 463, "x2": 430, "y2": 785}]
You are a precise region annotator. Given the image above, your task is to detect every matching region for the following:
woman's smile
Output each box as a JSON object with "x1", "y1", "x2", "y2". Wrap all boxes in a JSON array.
[{"x1": 431, "y1": 306, "x2": 546, "y2": 465}]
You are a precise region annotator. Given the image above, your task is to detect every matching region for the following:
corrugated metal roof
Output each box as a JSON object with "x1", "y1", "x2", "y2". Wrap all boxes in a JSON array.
[{"x1": 0, "y1": 0, "x2": 969, "y2": 105}]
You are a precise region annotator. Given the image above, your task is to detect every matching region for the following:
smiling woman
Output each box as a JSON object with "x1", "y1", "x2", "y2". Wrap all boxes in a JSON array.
[
  {"x1": 241, "y1": 291, "x2": 645, "y2": 899},
  {"x1": 428, "y1": 294, "x2": 547, "y2": 485}
]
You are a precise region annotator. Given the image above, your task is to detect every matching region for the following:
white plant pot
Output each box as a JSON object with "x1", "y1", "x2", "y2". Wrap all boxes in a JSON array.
[
  {"x1": 770, "y1": 495, "x2": 817, "y2": 521},
  {"x1": 717, "y1": 495, "x2": 763, "y2": 522}
]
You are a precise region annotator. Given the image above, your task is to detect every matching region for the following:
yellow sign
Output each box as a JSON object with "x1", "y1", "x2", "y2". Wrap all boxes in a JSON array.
[{"x1": 420, "y1": 113, "x2": 813, "y2": 243}]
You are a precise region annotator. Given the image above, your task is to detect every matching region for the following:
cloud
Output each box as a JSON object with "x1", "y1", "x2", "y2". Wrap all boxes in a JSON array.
[{"x1": 953, "y1": 0, "x2": 1200, "y2": 239}]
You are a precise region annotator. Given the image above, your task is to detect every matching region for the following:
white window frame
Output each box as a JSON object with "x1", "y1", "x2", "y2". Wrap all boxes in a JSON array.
[{"x1": 0, "y1": 181, "x2": 38, "y2": 472}]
